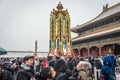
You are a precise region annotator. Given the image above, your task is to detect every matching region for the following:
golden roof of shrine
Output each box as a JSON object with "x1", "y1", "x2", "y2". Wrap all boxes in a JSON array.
[{"x1": 51, "y1": 1, "x2": 69, "y2": 17}]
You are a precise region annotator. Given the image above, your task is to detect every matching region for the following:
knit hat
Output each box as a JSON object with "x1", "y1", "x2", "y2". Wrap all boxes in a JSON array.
[{"x1": 23, "y1": 55, "x2": 34, "y2": 62}]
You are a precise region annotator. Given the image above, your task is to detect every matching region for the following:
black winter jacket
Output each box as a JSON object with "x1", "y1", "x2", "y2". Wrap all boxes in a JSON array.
[{"x1": 16, "y1": 64, "x2": 35, "y2": 80}]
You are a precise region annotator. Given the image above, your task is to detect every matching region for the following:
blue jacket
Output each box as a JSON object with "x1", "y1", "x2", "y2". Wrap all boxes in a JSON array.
[{"x1": 101, "y1": 54, "x2": 116, "y2": 76}]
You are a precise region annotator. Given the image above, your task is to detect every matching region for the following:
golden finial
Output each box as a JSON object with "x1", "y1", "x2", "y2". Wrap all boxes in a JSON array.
[
  {"x1": 59, "y1": 1, "x2": 61, "y2": 4},
  {"x1": 57, "y1": 1, "x2": 63, "y2": 11}
]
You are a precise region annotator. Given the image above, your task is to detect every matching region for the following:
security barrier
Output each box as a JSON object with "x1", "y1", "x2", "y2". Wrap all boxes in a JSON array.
[
  {"x1": 94, "y1": 67, "x2": 101, "y2": 80},
  {"x1": 115, "y1": 67, "x2": 120, "y2": 80}
]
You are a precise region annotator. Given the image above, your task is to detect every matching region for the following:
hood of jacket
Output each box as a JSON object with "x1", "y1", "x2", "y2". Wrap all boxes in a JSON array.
[{"x1": 54, "y1": 59, "x2": 67, "y2": 72}]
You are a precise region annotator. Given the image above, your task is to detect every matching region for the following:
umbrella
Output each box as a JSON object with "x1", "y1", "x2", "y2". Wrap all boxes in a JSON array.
[{"x1": 0, "y1": 47, "x2": 7, "y2": 55}]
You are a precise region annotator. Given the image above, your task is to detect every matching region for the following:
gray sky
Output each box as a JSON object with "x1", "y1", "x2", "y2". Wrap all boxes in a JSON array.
[{"x1": 0, "y1": 0, "x2": 119, "y2": 51}]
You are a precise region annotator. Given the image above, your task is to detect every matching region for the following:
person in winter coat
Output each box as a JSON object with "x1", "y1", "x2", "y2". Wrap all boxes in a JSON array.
[
  {"x1": 76, "y1": 58, "x2": 92, "y2": 80},
  {"x1": 67, "y1": 57, "x2": 73, "y2": 70},
  {"x1": 94, "y1": 57, "x2": 102, "y2": 69},
  {"x1": 49, "y1": 56, "x2": 56, "y2": 69},
  {"x1": 54, "y1": 59, "x2": 74, "y2": 80},
  {"x1": 101, "y1": 49, "x2": 116, "y2": 80},
  {"x1": 54, "y1": 59, "x2": 67, "y2": 79},
  {"x1": 41, "y1": 58, "x2": 47, "y2": 69},
  {"x1": 16, "y1": 55, "x2": 35, "y2": 80},
  {"x1": 2, "y1": 59, "x2": 16, "y2": 80},
  {"x1": 38, "y1": 66, "x2": 56, "y2": 80},
  {"x1": 55, "y1": 72, "x2": 68, "y2": 80}
]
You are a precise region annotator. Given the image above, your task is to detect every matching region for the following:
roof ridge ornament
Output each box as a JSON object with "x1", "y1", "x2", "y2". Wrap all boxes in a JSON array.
[{"x1": 103, "y1": 4, "x2": 109, "y2": 12}]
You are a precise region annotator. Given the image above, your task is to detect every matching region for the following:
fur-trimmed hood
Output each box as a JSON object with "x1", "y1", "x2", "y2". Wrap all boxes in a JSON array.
[{"x1": 21, "y1": 63, "x2": 31, "y2": 70}]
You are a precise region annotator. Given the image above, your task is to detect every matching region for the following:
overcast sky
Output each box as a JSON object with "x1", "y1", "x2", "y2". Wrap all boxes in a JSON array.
[{"x1": 0, "y1": 0, "x2": 119, "y2": 51}]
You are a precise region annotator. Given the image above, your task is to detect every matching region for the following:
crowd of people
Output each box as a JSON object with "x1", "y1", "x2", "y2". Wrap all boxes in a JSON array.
[{"x1": 0, "y1": 51, "x2": 118, "y2": 80}]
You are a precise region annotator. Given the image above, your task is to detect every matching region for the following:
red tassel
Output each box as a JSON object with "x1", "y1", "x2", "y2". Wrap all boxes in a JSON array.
[
  {"x1": 45, "y1": 49, "x2": 51, "y2": 61},
  {"x1": 70, "y1": 49, "x2": 76, "y2": 60}
]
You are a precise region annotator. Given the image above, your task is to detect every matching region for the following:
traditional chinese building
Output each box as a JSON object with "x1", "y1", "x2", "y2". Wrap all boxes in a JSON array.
[
  {"x1": 71, "y1": 3, "x2": 120, "y2": 57},
  {"x1": 49, "y1": 2, "x2": 72, "y2": 56}
]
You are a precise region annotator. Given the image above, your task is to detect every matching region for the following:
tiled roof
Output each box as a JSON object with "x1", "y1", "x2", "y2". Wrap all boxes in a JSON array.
[
  {"x1": 72, "y1": 27, "x2": 120, "y2": 42},
  {"x1": 71, "y1": 3, "x2": 120, "y2": 32}
]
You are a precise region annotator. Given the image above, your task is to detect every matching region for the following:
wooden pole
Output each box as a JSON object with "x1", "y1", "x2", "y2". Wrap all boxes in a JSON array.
[{"x1": 34, "y1": 40, "x2": 38, "y2": 60}]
